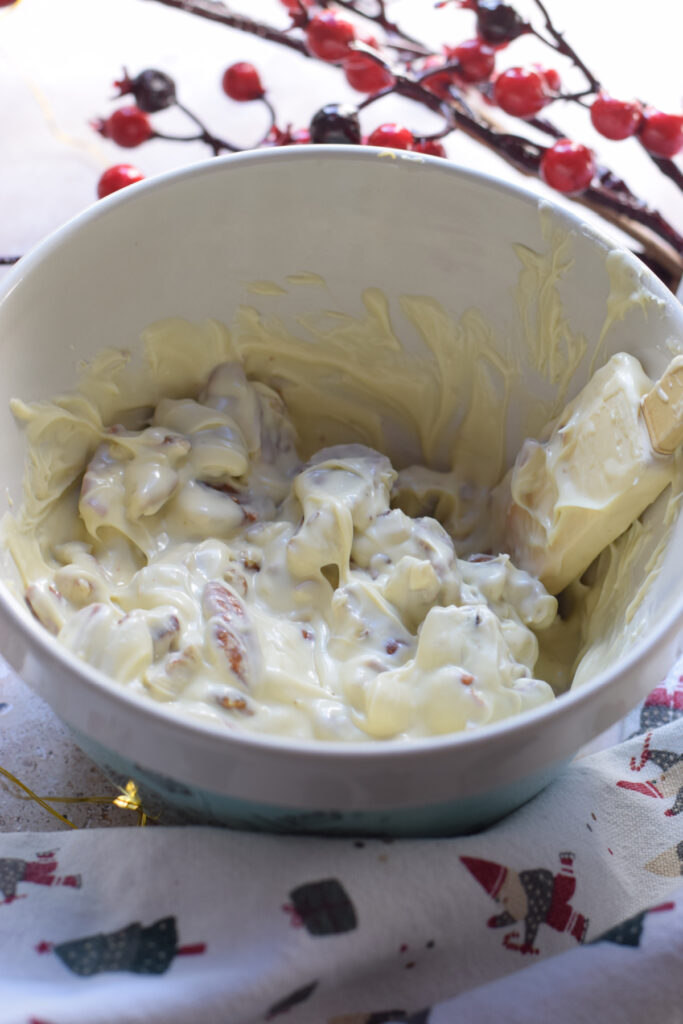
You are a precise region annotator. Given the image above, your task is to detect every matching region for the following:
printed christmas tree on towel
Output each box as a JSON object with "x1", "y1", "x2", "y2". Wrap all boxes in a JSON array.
[
  {"x1": 590, "y1": 902, "x2": 675, "y2": 947},
  {"x1": 37, "y1": 916, "x2": 206, "y2": 975}
]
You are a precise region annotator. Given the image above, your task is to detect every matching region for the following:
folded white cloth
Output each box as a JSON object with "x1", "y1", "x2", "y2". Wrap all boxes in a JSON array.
[{"x1": 1, "y1": 664, "x2": 682, "y2": 1024}]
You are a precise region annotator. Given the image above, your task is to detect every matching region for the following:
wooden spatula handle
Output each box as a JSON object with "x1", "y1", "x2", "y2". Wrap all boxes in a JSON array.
[{"x1": 641, "y1": 355, "x2": 683, "y2": 455}]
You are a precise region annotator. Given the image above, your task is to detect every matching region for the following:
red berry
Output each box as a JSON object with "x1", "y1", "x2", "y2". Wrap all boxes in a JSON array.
[
  {"x1": 343, "y1": 46, "x2": 394, "y2": 94},
  {"x1": 366, "y1": 123, "x2": 414, "y2": 150},
  {"x1": 590, "y1": 93, "x2": 642, "y2": 141},
  {"x1": 97, "y1": 164, "x2": 145, "y2": 199},
  {"x1": 290, "y1": 128, "x2": 311, "y2": 144},
  {"x1": 279, "y1": 0, "x2": 313, "y2": 10},
  {"x1": 0, "y1": 0, "x2": 19, "y2": 6},
  {"x1": 448, "y1": 39, "x2": 495, "y2": 83},
  {"x1": 419, "y1": 55, "x2": 459, "y2": 99},
  {"x1": 306, "y1": 11, "x2": 356, "y2": 63},
  {"x1": 533, "y1": 65, "x2": 561, "y2": 94},
  {"x1": 494, "y1": 67, "x2": 550, "y2": 118},
  {"x1": 638, "y1": 108, "x2": 683, "y2": 158},
  {"x1": 221, "y1": 62, "x2": 265, "y2": 102},
  {"x1": 413, "y1": 139, "x2": 447, "y2": 158},
  {"x1": 98, "y1": 106, "x2": 153, "y2": 148},
  {"x1": 540, "y1": 139, "x2": 595, "y2": 195}
]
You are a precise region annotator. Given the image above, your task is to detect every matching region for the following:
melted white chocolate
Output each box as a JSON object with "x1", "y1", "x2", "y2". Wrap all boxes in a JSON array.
[
  {"x1": 4, "y1": 226, "x2": 680, "y2": 742},
  {"x1": 7, "y1": 363, "x2": 557, "y2": 741},
  {"x1": 498, "y1": 353, "x2": 676, "y2": 595}
]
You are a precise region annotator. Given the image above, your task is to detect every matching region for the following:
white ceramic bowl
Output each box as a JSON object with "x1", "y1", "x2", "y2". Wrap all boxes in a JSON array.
[{"x1": 1, "y1": 147, "x2": 682, "y2": 836}]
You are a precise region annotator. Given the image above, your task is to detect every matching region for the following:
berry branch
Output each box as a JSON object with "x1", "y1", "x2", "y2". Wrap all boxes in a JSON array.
[
  {"x1": 127, "y1": 0, "x2": 681, "y2": 285},
  {"x1": 524, "y1": 0, "x2": 683, "y2": 188},
  {"x1": 6, "y1": 1, "x2": 681, "y2": 287}
]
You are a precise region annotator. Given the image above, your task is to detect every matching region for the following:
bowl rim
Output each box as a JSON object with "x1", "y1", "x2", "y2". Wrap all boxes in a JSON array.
[{"x1": 1, "y1": 143, "x2": 682, "y2": 764}]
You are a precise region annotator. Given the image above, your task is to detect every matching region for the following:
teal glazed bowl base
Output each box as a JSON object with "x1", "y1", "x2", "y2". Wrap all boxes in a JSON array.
[{"x1": 73, "y1": 728, "x2": 568, "y2": 837}]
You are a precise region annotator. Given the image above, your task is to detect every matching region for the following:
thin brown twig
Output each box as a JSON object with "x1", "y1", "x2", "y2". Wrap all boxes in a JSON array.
[
  {"x1": 142, "y1": 0, "x2": 311, "y2": 55},
  {"x1": 319, "y1": 0, "x2": 429, "y2": 54},
  {"x1": 529, "y1": 0, "x2": 600, "y2": 92}
]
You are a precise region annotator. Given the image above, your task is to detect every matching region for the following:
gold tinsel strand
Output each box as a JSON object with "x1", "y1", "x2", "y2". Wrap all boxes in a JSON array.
[{"x1": 0, "y1": 766, "x2": 154, "y2": 827}]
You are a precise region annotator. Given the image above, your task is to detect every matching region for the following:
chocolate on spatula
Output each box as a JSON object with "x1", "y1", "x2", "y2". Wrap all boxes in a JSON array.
[{"x1": 500, "y1": 352, "x2": 682, "y2": 595}]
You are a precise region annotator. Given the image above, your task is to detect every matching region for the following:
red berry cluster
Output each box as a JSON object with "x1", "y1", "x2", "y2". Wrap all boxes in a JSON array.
[
  {"x1": 590, "y1": 95, "x2": 683, "y2": 158},
  {"x1": 91, "y1": 0, "x2": 683, "y2": 256},
  {"x1": 304, "y1": 11, "x2": 394, "y2": 93}
]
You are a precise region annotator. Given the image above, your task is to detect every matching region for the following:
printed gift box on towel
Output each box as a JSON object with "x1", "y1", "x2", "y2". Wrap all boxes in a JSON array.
[{"x1": 1, "y1": 662, "x2": 682, "y2": 1024}]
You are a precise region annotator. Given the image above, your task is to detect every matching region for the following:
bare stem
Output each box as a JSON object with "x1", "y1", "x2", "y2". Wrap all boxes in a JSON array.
[
  {"x1": 319, "y1": 0, "x2": 429, "y2": 53},
  {"x1": 143, "y1": 0, "x2": 310, "y2": 56},
  {"x1": 530, "y1": 0, "x2": 600, "y2": 92},
  {"x1": 175, "y1": 101, "x2": 239, "y2": 153}
]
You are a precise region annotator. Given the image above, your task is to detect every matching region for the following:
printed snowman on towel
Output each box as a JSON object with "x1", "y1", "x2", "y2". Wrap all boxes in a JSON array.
[
  {"x1": 461, "y1": 852, "x2": 589, "y2": 955},
  {"x1": 617, "y1": 731, "x2": 683, "y2": 817},
  {"x1": 0, "y1": 850, "x2": 81, "y2": 905}
]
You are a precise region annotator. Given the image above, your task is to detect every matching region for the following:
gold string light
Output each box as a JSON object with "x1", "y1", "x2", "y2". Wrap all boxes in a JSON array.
[{"x1": 0, "y1": 766, "x2": 155, "y2": 827}]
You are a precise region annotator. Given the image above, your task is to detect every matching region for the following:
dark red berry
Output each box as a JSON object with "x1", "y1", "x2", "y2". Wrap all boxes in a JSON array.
[
  {"x1": 306, "y1": 11, "x2": 356, "y2": 62},
  {"x1": 222, "y1": 62, "x2": 265, "y2": 102},
  {"x1": 540, "y1": 139, "x2": 595, "y2": 194},
  {"x1": 475, "y1": 1, "x2": 528, "y2": 45},
  {"x1": 494, "y1": 67, "x2": 550, "y2": 118},
  {"x1": 590, "y1": 93, "x2": 642, "y2": 141},
  {"x1": 638, "y1": 108, "x2": 683, "y2": 158},
  {"x1": 343, "y1": 45, "x2": 394, "y2": 93},
  {"x1": 413, "y1": 139, "x2": 447, "y2": 158},
  {"x1": 97, "y1": 164, "x2": 145, "y2": 199},
  {"x1": 367, "y1": 123, "x2": 414, "y2": 150},
  {"x1": 448, "y1": 39, "x2": 495, "y2": 83},
  {"x1": 309, "y1": 103, "x2": 361, "y2": 144},
  {"x1": 115, "y1": 68, "x2": 176, "y2": 113},
  {"x1": 0, "y1": 1, "x2": 20, "y2": 6},
  {"x1": 97, "y1": 106, "x2": 153, "y2": 148},
  {"x1": 419, "y1": 56, "x2": 458, "y2": 100}
]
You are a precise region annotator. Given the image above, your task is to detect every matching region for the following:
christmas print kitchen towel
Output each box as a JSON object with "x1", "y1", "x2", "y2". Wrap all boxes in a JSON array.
[{"x1": 1, "y1": 673, "x2": 682, "y2": 1024}]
